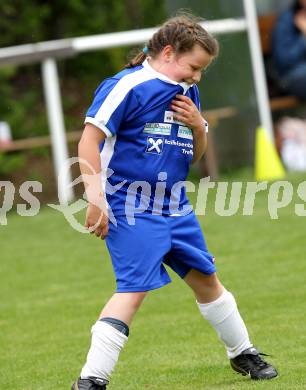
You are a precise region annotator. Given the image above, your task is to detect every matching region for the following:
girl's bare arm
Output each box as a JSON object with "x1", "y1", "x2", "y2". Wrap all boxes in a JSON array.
[{"x1": 78, "y1": 123, "x2": 109, "y2": 239}]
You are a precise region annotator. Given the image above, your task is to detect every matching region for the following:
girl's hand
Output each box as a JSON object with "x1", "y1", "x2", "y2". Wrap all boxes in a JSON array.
[
  {"x1": 85, "y1": 203, "x2": 109, "y2": 239},
  {"x1": 171, "y1": 94, "x2": 204, "y2": 133}
]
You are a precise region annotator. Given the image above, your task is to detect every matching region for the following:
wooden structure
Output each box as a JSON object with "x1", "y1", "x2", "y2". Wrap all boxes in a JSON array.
[{"x1": 258, "y1": 14, "x2": 300, "y2": 111}]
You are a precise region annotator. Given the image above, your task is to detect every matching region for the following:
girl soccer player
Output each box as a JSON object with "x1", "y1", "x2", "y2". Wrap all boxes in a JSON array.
[{"x1": 72, "y1": 14, "x2": 277, "y2": 389}]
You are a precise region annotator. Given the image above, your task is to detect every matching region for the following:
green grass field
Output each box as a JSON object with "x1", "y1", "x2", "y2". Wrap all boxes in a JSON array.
[{"x1": 1, "y1": 173, "x2": 306, "y2": 389}]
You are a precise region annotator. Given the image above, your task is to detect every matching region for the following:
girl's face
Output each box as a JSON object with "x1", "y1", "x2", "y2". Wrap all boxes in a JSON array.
[{"x1": 167, "y1": 44, "x2": 213, "y2": 85}]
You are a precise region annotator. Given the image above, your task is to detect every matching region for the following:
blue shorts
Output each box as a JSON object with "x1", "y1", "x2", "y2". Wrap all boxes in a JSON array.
[{"x1": 105, "y1": 212, "x2": 216, "y2": 292}]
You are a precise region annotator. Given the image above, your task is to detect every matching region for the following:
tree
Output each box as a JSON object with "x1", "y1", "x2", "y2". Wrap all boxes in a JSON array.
[{"x1": 0, "y1": 0, "x2": 166, "y2": 139}]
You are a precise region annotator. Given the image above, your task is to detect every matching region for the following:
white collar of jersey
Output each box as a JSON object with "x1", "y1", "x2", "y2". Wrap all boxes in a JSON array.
[{"x1": 142, "y1": 59, "x2": 193, "y2": 94}]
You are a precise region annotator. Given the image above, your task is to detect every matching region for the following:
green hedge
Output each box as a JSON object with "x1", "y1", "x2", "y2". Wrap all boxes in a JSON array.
[{"x1": 0, "y1": 0, "x2": 166, "y2": 140}]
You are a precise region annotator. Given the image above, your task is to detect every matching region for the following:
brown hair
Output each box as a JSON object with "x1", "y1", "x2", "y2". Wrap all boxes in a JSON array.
[{"x1": 125, "y1": 13, "x2": 219, "y2": 68}]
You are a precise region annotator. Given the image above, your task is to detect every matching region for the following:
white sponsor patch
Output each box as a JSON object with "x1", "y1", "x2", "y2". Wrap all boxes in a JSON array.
[
  {"x1": 177, "y1": 126, "x2": 193, "y2": 140},
  {"x1": 146, "y1": 136, "x2": 164, "y2": 154},
  {"x1": 164, "y1": 111, "x2": 185, "y2": 125},
  {"x1": 143, "y1": 123, "x2": 171, "y2": 136}
]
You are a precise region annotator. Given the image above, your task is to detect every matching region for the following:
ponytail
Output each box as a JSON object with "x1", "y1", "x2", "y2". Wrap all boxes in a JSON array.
[{"x1": 125, "y1": 51, "x2": 148, "y2": 68}]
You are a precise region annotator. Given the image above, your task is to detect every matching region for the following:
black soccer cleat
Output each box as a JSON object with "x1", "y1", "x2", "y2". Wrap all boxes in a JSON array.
[
  {"x1": 230, "y1": 347, "x2": 278, "y2": 380},
  {"x1": 71, "y1": 377, "x2": 108, "y2": 390}
]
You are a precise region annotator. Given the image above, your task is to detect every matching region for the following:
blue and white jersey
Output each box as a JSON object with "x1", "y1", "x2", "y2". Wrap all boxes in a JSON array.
[{"x1": 85, "y1": 59, "x2": 203, "y2": 217}]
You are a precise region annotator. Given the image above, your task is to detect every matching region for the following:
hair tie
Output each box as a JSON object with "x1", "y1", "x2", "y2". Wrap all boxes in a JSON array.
[{"x1": 142, "y1": 46, "x2": 149, "y2": 54}]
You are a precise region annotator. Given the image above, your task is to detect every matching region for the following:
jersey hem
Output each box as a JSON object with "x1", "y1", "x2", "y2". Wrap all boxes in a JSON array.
[{"x1": 108, "y1": 208, "x2": 194, "y2": 221}]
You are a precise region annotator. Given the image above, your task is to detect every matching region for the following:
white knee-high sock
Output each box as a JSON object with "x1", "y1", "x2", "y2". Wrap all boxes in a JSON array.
[
  {"x1": 80, "y1": 320, "x2": 128, "y2": 380},
  {"x1": 197, "y1": 289, "x2": 252, "y2": 359}
]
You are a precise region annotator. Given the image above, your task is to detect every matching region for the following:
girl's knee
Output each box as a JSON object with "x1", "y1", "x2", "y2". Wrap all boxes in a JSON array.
[
  {"x1": 203, "y1": 273, "x2": 223, "y2": 288},
  {"x1": 185, "y1": 269, "x2": 221, "y2": 287},
  {"x1": 125, "y1": 291, "x2": 148, "y2": 308},
  {"x1": 184, "y1": 270, "x2": 224, "y2": 301}
]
